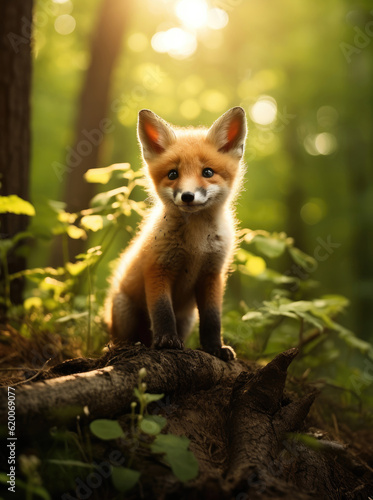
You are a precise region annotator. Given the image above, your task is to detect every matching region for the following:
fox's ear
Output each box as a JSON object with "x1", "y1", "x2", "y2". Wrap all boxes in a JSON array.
[
  {"x1": 207, "y1": 107, "x2": 247, "y2": 158},
  {"x1": 138, "y1": 109, "x2": 176, "y2": 161}
]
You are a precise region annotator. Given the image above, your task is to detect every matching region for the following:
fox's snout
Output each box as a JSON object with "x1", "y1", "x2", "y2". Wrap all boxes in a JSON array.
[
  {"x1": 173, "y1": 186, "x2": 209, "y2": 211},
  {"x1": 181, "y1": 192, "x2": 195, "y2": 204}
]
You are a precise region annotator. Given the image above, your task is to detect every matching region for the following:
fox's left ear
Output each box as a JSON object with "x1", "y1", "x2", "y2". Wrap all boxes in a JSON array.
[{"x1": 207, "y1": 107, "x2": 247, "y2": 158}]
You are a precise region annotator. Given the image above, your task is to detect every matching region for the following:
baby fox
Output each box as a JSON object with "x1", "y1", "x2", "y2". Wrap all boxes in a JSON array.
[{"x1": 105, "y1": 107, "x2": 247, "y2": 361}]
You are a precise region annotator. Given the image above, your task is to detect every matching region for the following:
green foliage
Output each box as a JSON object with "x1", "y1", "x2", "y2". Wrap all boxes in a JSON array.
[
  {"x1": 151, "y1": 434, "x2": 199, "y2": 481},
  {"x1": 86, "y1": 368, "x2": 199, "y2": 493},
  {"x1": 3, "y1": 162, "x2": 372, "y2": 406},
  {"x1": 111, "y1": 466, "x2": 141, "y2": 493},
  {"x1": 89, "y1": 419, "x2": 125, "y2": 440},
  {"x1": 0, "y1": 195, "x2": 35, "y2": 215},
  {"x1": 1, "y1": 163, "x2": 146, "y2": 353}
]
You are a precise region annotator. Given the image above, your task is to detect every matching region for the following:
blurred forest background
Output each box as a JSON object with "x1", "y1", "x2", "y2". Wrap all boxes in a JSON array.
[
  {"x1": 28, "y1": 0, "x2": 372, "y2": 334},
  {"x1": 1, "y1": 0, "x2": 372, "y2": 389}
]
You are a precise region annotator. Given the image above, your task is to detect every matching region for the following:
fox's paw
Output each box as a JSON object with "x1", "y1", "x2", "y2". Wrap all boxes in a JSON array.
[
  {"x1": 204, "y1": 345, "x2": 236, "y2": 361},
  {"x1": 153, "y1": 335, "x2": 184, "y2": 350}
]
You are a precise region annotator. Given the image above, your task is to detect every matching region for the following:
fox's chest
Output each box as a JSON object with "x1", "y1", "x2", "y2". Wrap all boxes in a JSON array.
[{"x1": 156, "y1": 216, "x2": 233, "y2": 273}]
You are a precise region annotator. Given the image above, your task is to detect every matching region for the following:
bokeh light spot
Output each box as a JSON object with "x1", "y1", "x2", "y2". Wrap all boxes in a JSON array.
[
  {"x1": 200, "y1": 90, "x2": 228, "y2": 112},
  {"x1": 127, "y1": 33, "x2": 148, "y2": 52},
  {"x1": 178, "y1": 74, "x2": 204, "y2": 97},
  {"x1": 180, "y1": 99, "x2": 201, "y2": 120},
  {"x1": 151, "y1": 28, "x2": 197, "y2": 59},
  {"x1": 249, "y1": 96, "x2": 277, "y2": 126},
  {"x1": 315, "y1": 132, "x2": 337, "y2": 155},
  {"x1": 207, "y1": 8, "x2": 229, "y2": 30},
  {"x1": 175, "y1": 0, "x2": 208, "y2": 30},
  {"x1": 54, "y1": 14, "x2": 76, "y2": 35},
  {"x1": 303, "y1": 135, "x2": 319, "y2": 156},
  {"x1": 300, "y1": 199, "x2": 327, "y2": 225},
  {"x1": 245, "y1": 255, "x2": 266, "y2": 276}
]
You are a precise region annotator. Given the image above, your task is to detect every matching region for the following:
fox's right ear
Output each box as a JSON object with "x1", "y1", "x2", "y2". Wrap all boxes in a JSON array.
[{"x1": 137, "y1": 110, "x2": 176, "y2": 161}]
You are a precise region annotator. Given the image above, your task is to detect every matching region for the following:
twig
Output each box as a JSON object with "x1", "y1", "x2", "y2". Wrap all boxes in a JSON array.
[{"x1": 11, "y1": 358, "x2": 52, "y2": 386}]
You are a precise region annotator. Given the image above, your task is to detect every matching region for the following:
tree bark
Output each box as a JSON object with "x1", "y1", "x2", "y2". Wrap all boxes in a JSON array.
[
  {"x1": 0, "y1": 0, "x2": 33, "y2": 306},
  {"x1": 1, "y1": 346, "x2": 372, "y2": 499},
  {"x1": 51, "y1": 0, "x2": 132, "y2": 265},
  {"x1": 2, "y1": 345, "x2": 244, "y2": 423}
]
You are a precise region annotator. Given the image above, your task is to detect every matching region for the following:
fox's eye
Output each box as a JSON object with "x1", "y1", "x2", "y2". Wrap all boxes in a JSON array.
[
  {"x1": 202, "y1": 168, "x2": 214, "y2": 178},
  {"x1": 168, "y1": 170, "x2": 178, "y2": 180}
]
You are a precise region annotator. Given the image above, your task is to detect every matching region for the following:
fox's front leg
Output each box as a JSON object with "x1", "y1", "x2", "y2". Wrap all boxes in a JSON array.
[
  {"x1": 144, "y1": 265, "x2": 183, "y2": 350},
  {"x1": 196, "y1": 273, "x2": 236, "y2": 361}
]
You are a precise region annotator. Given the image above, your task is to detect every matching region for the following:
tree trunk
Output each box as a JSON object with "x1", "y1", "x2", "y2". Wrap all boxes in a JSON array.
[
  {"x1": 2, "y1": 346, "x2": 372, "y2": 499},
  {"x1": 51, "y1": 0, "x2": 131, "y2": 265},
  {"x1": 0, "y1": 0, "x2": 33, "y2": 306}
]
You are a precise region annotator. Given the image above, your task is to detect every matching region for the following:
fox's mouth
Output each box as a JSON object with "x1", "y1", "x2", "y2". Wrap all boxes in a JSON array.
[{"x1": 176, "y1": 201, "x2": 208, "y2": 213}]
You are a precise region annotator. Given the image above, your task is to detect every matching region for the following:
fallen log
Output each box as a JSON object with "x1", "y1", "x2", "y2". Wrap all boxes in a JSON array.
[{"x1": 0, "y1": 345, "x2": 245, "y2": 424}]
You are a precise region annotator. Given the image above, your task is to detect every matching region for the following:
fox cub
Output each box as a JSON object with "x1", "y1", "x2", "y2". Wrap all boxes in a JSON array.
[{"x1": 105, "y1": 107, "x2": 247, "y2": 361}]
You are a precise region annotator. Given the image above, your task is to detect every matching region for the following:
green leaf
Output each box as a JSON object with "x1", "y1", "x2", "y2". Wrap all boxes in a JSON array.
[
  {"x1": 146, "y1": 414, "x2": 167, "y2": 429},
  {"x1": 143, "y1": 393, "x2": 164, "y2": 404},
  {"x1": 66, "y1": 260, "x2": 87, "y2": 276},
  {"x1": 255, "y1": 268, "x2": 298, "y2": 284},
  {"x1": 338, "y1": 329, "x2": 372, "y2": 353},
  {"x1": 89, "y1": 419, "x2": 125, "y2": 440},
  {"x1": 0, "y1": 195, "x2": 35, "y2": 215},
  {"x1": 55, "y1": 311, "x2": 88, "y2": 323},
  {"x1": 279, "y1": 301, "x2": 313, "y2": 313},
  {"x1": 254, "y1": 235, "x2": 286, "y2": 258},
  {"x1": 140, "y1": 418, "x2": 161, "y2": 435},
  {"x1": 80, "y1": 215, "x2": 104, "y2": 232},
  {"x1": 112, "y1": 466, "x2": 140, "y2": 493},
  {"x1": 167, "y1": 448, "x2": 199, "y2": 482},
  {"x1": 296, "y1": 311, "x2": 325, "y2": 331},
  {"x1": 242, "y1": 311, "x2": 264, "y2": 321},
  {"x1": 90, "y1": 186, "x2": 130, "y2": 206},
  {"x1": 67, "y1": 225, "x2": 87, "y2": 240},
  {"x1": 151, "y1": 434, "x2": 191, "y2": 454},
  {"x1": 151, "y1": 434, "x2": 199, "y2": 481},
  {"x1": 84, "y1": 163, "x2": 131, "y2": 184},
  {"x1": 288, "y1": 246, "x2": 316, "y2": 269},
  {"x1": 313, "y1": 295, "x2": 350, "y2": 316},
  {"x1": 24, "y1": 297, "x2": 43, "y2": 311}
]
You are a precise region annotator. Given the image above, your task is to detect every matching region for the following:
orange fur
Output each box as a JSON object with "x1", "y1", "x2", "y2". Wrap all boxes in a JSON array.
[{"x1": 105, "y1": 107, "x2": 247, "y2": 360}]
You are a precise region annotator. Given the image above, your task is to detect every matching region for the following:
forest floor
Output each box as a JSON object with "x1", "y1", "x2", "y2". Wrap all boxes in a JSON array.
[{"x1": 1, "y1": 325, "x2": 373, "y2": 500}]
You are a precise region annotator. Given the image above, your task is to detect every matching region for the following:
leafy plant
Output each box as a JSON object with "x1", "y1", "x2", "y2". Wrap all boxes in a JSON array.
[{"x1": 89, "y1": 368, "x2": 199, "y2": 493}]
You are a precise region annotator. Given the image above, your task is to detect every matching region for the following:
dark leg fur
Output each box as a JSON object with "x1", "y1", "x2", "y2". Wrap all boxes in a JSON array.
[
  {"x1": 151, "y1": 296, "x2": 184, "y2": 350},
  {"x1": 199, "y1": 307, "x2": 236, "y2": 361}
]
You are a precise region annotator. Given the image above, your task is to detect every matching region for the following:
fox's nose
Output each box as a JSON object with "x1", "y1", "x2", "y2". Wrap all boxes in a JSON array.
[{"x1": 181, "y1": 192, "x2": 195, "y2": 203}]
